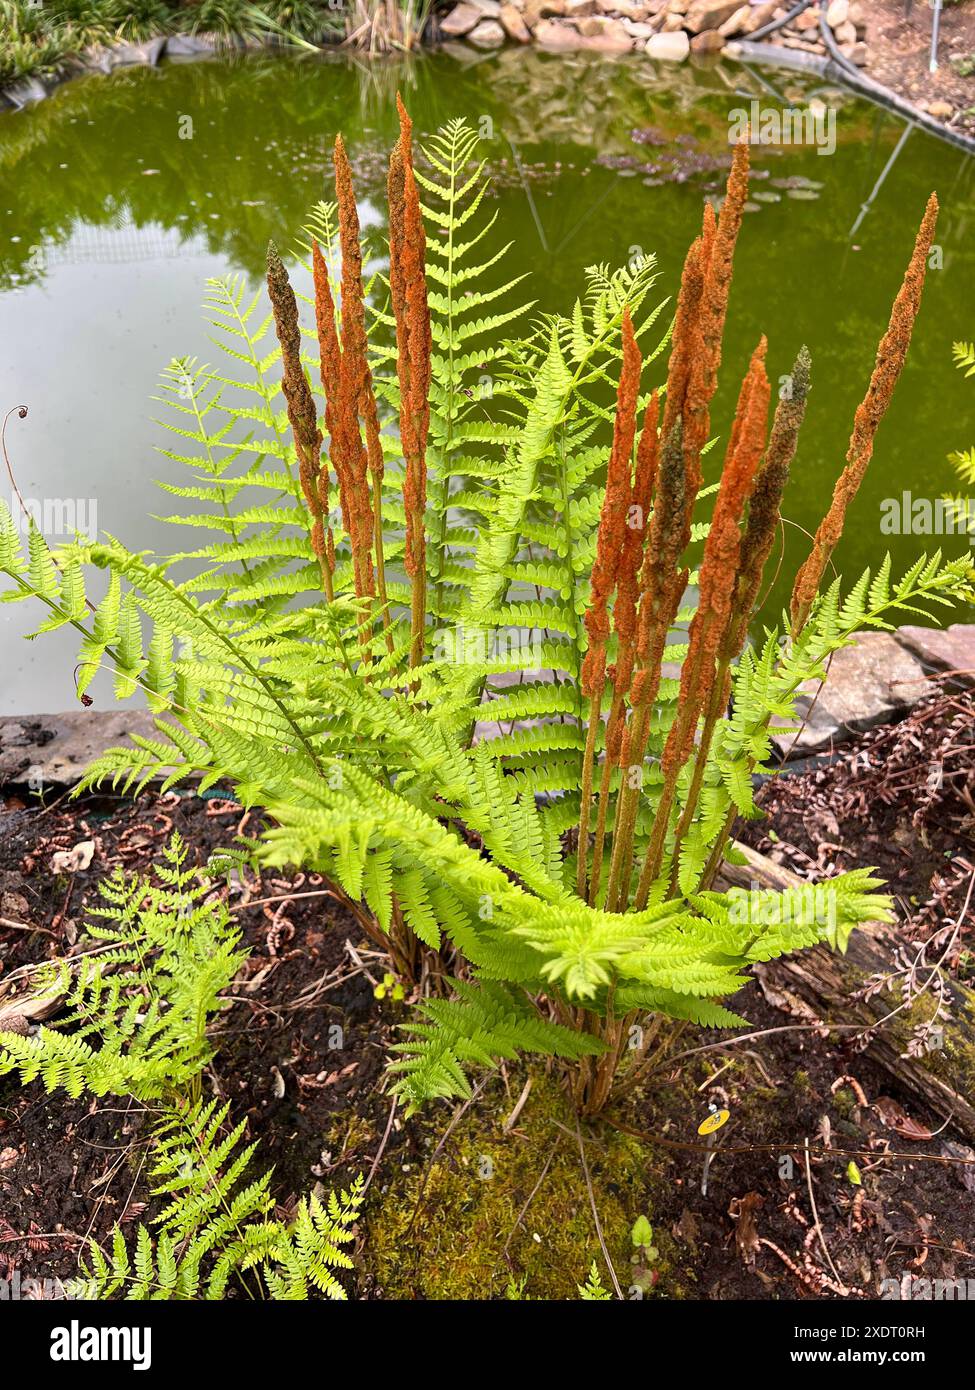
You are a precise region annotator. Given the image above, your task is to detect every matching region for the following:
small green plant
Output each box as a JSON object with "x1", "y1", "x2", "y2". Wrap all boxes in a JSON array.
[
  {"x1": 76, "y1": 1099, "x2": 364, "y2": 1300},
  {"x1": 578, "y1": 1261, "x2": 612, "y2": 1301},
  {"x1": 0, "y1": 836, "x2": 362, "y2": 1300}
]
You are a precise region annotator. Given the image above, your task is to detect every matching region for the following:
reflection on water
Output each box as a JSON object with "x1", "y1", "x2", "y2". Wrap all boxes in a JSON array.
[{"x1": 0, "y1": 47, "x2": 973, "y2": 712}]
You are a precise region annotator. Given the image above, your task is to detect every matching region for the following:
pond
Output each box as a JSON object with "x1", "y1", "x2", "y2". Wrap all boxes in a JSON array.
[{"x1": 1, "y1": 45, "x2": 973, "y2": 714}]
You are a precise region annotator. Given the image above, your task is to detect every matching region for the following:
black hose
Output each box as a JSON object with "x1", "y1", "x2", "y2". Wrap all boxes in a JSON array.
[
  {"x1": 749, "y1": 0, "x2": 815, "y2": 43},
  {"x1": 816, "y1": 0, "x2": 861, "y2": 78}
]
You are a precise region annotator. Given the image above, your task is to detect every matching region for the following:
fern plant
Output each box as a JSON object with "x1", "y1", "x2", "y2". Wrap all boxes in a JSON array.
[
  {"x1": 75, "y1": 1099, "x2": 364, "y2": 1301},
  {"x1": 2, "y1": 107, "x2": 972, "y2": 1118},
  {"x1": 0, "y1": 832, "x2": 244, "y2": 1102},
  {"x1": 947, "y1": 340, "x2": 975, "y2": 541},
  {"x1": 0, "y1": 837, "x2": 362, "y2": 1300}
]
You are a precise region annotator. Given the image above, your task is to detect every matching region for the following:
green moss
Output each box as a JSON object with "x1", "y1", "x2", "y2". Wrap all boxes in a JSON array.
[{"x1": 365, "y1": 1071, "x2": 675, "y2": 1300}]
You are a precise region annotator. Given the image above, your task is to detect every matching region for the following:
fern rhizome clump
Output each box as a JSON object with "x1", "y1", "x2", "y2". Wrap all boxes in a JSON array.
[{"x1": 1, "y1": 100, "x2": 972, "y2": 1120}]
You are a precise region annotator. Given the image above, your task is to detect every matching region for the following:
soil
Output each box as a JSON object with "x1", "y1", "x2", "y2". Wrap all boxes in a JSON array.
[
  {"x1": 863, "y1": 0, "x2": 975, "y2": 139},
  {"x1": 0, "y1": 691, "x2": 973, "y2": 1301}
]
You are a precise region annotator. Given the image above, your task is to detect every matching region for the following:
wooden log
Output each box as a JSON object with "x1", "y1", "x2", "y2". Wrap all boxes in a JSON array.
[{"x1": 717, "y1": 841, "x2": 975, "y2": 1140}]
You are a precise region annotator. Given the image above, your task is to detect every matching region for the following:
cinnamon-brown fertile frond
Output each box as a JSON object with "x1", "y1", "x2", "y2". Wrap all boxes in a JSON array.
[{"x1": 790, "y1": 193, "x2": 938, "y2": 635}]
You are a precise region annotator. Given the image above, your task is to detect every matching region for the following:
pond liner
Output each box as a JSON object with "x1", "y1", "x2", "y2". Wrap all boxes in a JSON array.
[{"x1": 732, "y1": 39, "x2": 975, "y2": 157}]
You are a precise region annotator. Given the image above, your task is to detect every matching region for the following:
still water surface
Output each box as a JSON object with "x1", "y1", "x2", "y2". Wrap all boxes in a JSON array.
[{"x1": 1, "y1": 47, "x2": 972, "y2": 713}]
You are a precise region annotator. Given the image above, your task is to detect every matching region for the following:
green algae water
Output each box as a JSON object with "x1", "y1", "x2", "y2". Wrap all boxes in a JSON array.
[{"x1": 0, "y1": 46, "x2": 972, "y2": 713}]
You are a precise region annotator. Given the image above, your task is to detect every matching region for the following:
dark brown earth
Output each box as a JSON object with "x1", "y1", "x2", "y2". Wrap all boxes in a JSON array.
[
  {"x1": 0, "y1": 691, "x2": 973, "y2": 1300},
  {"x1": 864, "y1": 0, "x2": 975, "y2": 140}
]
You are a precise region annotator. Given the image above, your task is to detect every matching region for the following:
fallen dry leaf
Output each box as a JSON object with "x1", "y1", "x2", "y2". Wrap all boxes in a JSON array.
[
  {"x1": 873, "y1": 1095, "x2": 934, "y2": 1141},
  {"x1": 50, "y1": 840, "x2": 95, "y2": 875},
  {"x1": 729, "y1": 1191, "x2": 764, "y2": 1268}
]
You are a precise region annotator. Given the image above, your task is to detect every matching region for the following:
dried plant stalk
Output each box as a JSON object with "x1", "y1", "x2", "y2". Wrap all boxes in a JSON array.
[
  {"x1": 790, "y1": 193, "x2": 938, "y2": 635},
  {"x1": 389, "y1": 93, "x2": 432, "y2": 669},
  {"x1": 267, "y1": 241, "x2": 331, "y2": 601},
  {"x1": 635, "y1": 337, "x2": 770, "y2": 908},
  {"x1": 577, "y1": 308, "x2": 642, "y2": 898}
]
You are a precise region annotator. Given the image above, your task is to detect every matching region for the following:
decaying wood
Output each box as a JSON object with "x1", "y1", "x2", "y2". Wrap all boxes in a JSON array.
[{"x1": 718, "y1": 841, "x2": 975, "y2": 1140}]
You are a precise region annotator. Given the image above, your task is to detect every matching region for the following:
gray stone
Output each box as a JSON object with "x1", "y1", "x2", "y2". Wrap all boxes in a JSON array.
[
  {"x1": 468, "y1": 17, "x2": 506, "y2": 43},
  {"x1": 3, "y1": 78, "x2": 47, "y2": 109},
  {"x1": 0, "y1": 711, "x2": 161, "y2": 788},
  {"x1": 499, "y1": 2, "x2": 532, "y2": 40},
  {"x1": 109, "y1": 37, "x2": 167, "y2": 69},
  {"x1": 895, "y1": 624, "x2": 975, "y2": 688},
  {"x1": 441, "y1": 1, "x2": 485, "y2": 34},
  {"x1": 770, "y1": 631, "x2": 929, "y2": 758},
  {"x1": 534, "y1": 17, "x2": 586, "y2": 45},
  {"x1": 165, "y1": 34, "x2": 220, "y2": 57},
  {"x1": 684, "y1": 1, "x2": 743, "y2": 33},
  {"x1": 645, "y1": 29, "x2": 690, "y2": 58}
]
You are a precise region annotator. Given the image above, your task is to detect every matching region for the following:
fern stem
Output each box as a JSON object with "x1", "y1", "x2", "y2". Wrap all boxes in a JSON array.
[{"x1": 575, "y1": 680, "x2": 603, "y2": 900}]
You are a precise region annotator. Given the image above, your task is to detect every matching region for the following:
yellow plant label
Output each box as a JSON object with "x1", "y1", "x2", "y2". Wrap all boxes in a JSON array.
[{"x1": 697, "y1": 1109, "x2": 730, "y2": 1136}]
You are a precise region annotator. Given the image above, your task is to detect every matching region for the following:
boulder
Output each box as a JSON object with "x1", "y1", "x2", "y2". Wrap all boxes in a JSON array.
[
  {"x1": 645, "y1": 29, "x2": 690, "y2": 59},
  {"x1": 740, "y1": 1, "x2": 777, "y2": 33},
  {"x1": 574, "y1": 14, "x2": 633, "y2": 46},
  {"x1": 108, "y1": 37, "x2": 167, "y2": 68},
  {"x1": 499, "y1": 1, "x2": 532, "y2": 39},
  {"x1": 770, "y1": 632, "x2": 929, "y2": 758},
  {"x1": 468, "y1": 16, "x2": 506, "y2": 42},
  {"x1": 524, "y1": 0, "x2": 565, "y2": 23},
  {"x1": 165, "y1": 34, "x2": 220, "y2": 56},
  {"x1": 718, "y1": 4, "x2": 750, "y2": 36},
  {"x1": 440, "y1": 2, "x2": 485, "y2": 35},
  {"x1": 895, "y1": 624, "x2": 975, "y2": 688},
  {"x1": 534, "y1": 16, "x2": 585, "y2": 44},
  {"x1": 2, "y1": 78, "x2": 47, "y2": 109},
  {"x1": 0, "y1": 712, "x2": 161, "y2": 789},
  {"x1": 683, "y1": 1, "x2": 744, "y2": 33},
  {"x1": 825, "y1": 0, "x2": 848, "y2": 25},
  {"x1": 690, "y1": 29, "x2": 725, "y2": 51}
]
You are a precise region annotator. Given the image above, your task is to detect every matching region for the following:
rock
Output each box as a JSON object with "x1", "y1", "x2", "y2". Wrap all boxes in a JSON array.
[
  {"x1": 666, "y1": 0, "x2": 690, "y2": 12},
  {"x1": 770, "y1": 632, "x2": 929, "y2": 758},
  {"x1": 740, "y1": 1, "x2": 777, "y2": 33},
  {"x1": 574, "y1": 14, "x2": 633, "y2": 46},
  {"x1": 718, "y1": 4, "x2": 750, "y2": 36},
  {"x1": 470, "y1": 0, "x2": 503, "y2": 12},
  {"x1": 795, "y1": 7, "x2": 819, "y2": 30},
  {"x1": 0, "y1": 711, "x2": 161, "y2": 788},
  {"x1": 622, "y1": 18, "x2": 658, "y2": 37},
  {"x1": 895, "y1": 625, "x2": 975, "y2": 688},
  {"x1": 683, "y1": 1, "x2": 743, "y2": 33},
  {"x1": 524, "y1": 0, "x2": 565, "y2": 22},
  {"x1": 596, "y1": 0, "x2": 646, "y2": 15},
  {"x1": 165, "y1": 34, "x2": 220, "y2": 57},
  {"x1": 661, "y1": 11, "x2": 687, "y2": 28},
  {"x1": 109, "y1": 37, "x2": 167, "y2": 68},
  {"x1": 849, "y1": 40, "x2": 867, "y2": 65},
  {"x1": 534, "y1": 16, "x2": 584, "y2": 44},
  {"x1": 825, "y1": 0, "x2": 848, "y2": 24},
  {"x1": 441, "y1": 1, "x2": 485, "y2": 35},
  {"x1": 690, "y1": 28, "x2": 724, "y2": 51},
  {"x1": 927, "y1": 100, "x2": 954, "y2": 120},
  {"x1": 468, "y1": 16, "x2": 506, "y2": 42},
  {"x1": 645, "y1": 29, "x2": 690, "y2": 58},
  {"x1": 834, "y1": 18, "x2": 856, "y2": 44},
  {"x1": 564, "y1": 0, "x2": 598, "y2": 14},
  {"x1": 3, "y1": 78, "x2": 47, "y2": 109},
  {"x1": 500, "y1": 1, "x2": 532, "y2": 38}
]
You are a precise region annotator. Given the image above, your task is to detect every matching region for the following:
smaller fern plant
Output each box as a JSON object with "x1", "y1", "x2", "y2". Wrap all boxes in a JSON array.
[
  {"x1": 0, "y1": 832, "x2": 245, "y2": 1102},
  {"x1": 75, "y1": 1098, "x2": 364, "y2": 1301},
  {"x1": 947, "y1": 340, "x2": 975, "y2": 541},
  {"x1": 0, "y1": 837, "x2": 364, "y2": 1301}
]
